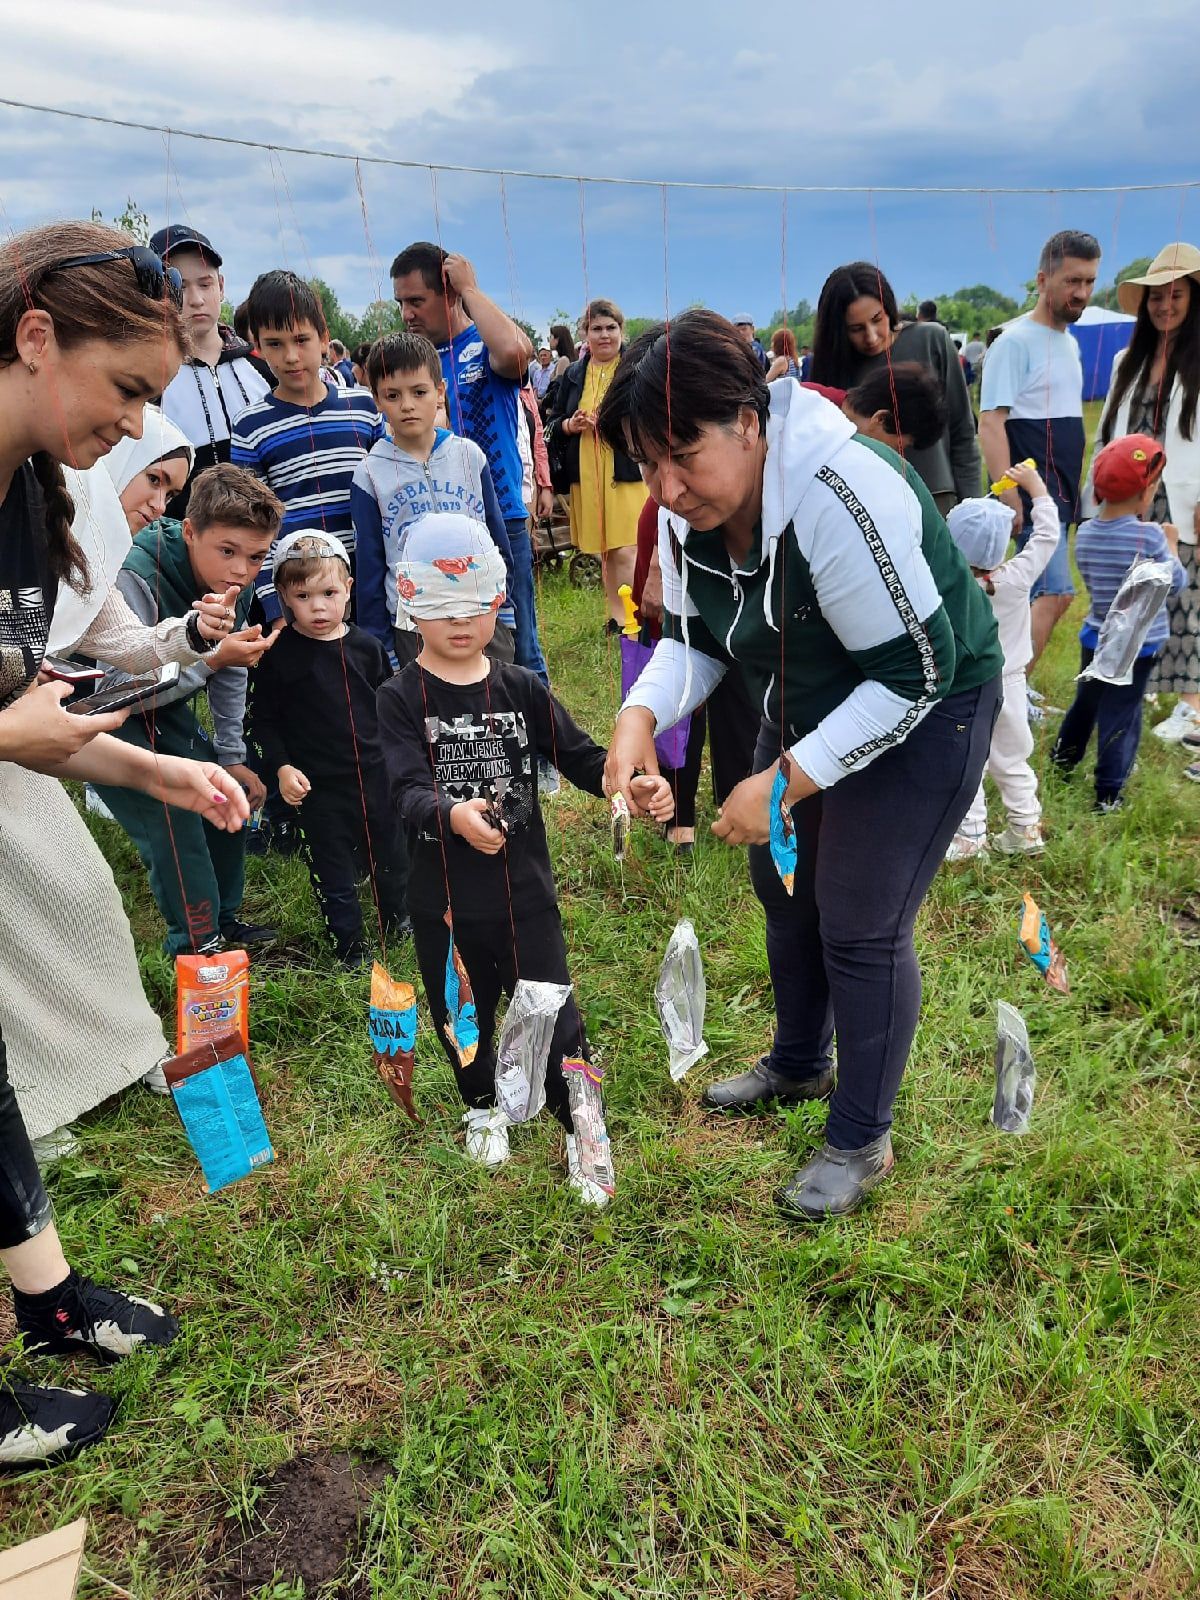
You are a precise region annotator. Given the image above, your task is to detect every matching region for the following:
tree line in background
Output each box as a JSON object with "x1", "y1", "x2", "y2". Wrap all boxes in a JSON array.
[{"x1": 93, "y1": 197, "x2": 1154, "y2": 351}]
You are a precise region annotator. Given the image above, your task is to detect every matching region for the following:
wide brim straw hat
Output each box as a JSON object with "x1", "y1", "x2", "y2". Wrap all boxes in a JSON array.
[{"x1": 1117, "y1": 242, "x2": 1200, "y2": 314}]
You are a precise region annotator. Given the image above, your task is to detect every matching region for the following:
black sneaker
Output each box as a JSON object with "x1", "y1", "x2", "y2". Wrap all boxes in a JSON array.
[
  {"x1": 0, "y1": 1380, "x2": 116, "y2": 1468},
  {"x1": 218, "y1": 918, "x2": 277, "y2": 948},
  {"x1": 15, "y1": 1270, "x2": 179, "y2": 1363}
]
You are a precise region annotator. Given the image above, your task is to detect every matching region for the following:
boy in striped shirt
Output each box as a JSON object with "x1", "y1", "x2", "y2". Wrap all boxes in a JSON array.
[
  {"x1": 1051, "y1": 434, "x2": 1186, "y2": 810},
  {"x1": 231, "y1": 271, "x2": 384, "y2": 622}
]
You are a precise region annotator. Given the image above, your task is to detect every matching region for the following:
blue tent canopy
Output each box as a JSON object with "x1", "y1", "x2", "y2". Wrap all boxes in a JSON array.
[{"x1": 1068, "y1": 307, "x2": 1137, "y2": 402}]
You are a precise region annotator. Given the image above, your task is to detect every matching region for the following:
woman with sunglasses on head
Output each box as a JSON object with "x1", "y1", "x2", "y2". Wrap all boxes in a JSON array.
[
  {"x1": 0, "y1": 220, "x2": 252, "y2": 1466},
  {"x1": 4, "y1": 401, "x2": 275, "y2": 1168}
]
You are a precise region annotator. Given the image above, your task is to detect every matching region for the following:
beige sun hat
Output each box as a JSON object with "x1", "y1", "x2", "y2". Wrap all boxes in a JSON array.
[{"x1": 1118, "y1": 242, "x2": 1200, "y2": 314}]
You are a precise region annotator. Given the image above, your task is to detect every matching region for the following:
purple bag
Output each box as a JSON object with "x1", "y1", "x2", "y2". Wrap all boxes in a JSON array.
[{"x1": 620, "y1": 634, "x2": 692, "y2": 771}]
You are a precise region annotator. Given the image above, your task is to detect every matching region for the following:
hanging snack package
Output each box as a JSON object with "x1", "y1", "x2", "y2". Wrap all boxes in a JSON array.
[
  {"x1": 769, "y1": 755, "x2": 798, "y2": 896},
  {"x1": 369, "y1": 962, "x2": 420, "y2": 1121},
  {"x1": 164, "y1": 1030, "x2": 273, "y2": 1194},
  {"x1": 494, "y1": 980, "x2": 571, "y2": 1123},
  {"x1": 992, "y1": 1001, "x2": 1036, "y2": 1133},
  {"x1": 442, "y1": 912, "x2": 479, "y2": 1069},
  {"x1": 611, "y1": 791, "x2": 630, "y2": 862},
  {"x1": 1079, "y1": 557, "x2": 1175, "y2": 687},
  {"x1": 655, "y1": 918, "x2": 709, "y2": 1081},
  {"x1": 562, "y1": 1056, "x2": 616, "y2": 1198},
  {"x1": 1018, "y1": 892, "x2": 1070, "y2": 995},
  {"x1": 176, "y1": 948, "x2": 249, "y2": 1056}
]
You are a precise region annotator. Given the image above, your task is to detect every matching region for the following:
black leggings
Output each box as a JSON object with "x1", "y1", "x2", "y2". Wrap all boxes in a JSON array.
[
  {"x1": 749, "y1": 677, "x2": 1001, "y2": 1149},
  {"x1": 0, "y1": 1023, "x2": 53, "y2": 1249},
  {"x1": 412, "y1": 906, "x2": 587, "y2": 1131}
]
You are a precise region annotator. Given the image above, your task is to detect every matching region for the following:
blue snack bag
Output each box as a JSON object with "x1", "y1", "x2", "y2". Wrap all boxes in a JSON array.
[
  {"x1": 164, "y1": 1031, "x2": 274, "y2": 1194},
  {"x1": 443, "y1": 911, "x2": 479, "y2": 1068},
  {"x1": 769, "y1": 754, "x2": 798, "y2": 895}
]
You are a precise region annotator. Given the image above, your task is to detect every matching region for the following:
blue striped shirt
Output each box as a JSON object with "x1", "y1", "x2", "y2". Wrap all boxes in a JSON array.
[
  {"x1": 230, "y1": 385, "x2": 385, "y2": 618},
  {"x1": 1074, "y1": 514, "x2": 1186, "y2": 655}
]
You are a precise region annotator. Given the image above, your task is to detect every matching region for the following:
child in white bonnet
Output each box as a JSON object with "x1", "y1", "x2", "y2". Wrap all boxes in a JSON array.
[{"x1": 944, "y1": 461, "x2": 1059, "y2": 860}]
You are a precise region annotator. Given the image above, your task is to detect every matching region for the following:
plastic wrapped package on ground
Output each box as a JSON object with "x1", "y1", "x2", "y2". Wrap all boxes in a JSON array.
[
  {"x1": 992, "y1": 1001, "x2": 1036, "y2": 1133},
  {"x1": 494, "y1": 980, "x2": 571, "y2": 1123},
  {"x1": 1018, "y1": 892, "x2": 1070, "y2": 994},
  {"x1": 163, "y1": 1031, "x2": 273, "y2": 1194},
  {"x1": 1079, "y1": 558, "x2": 1176, "y2": 686},
  {"x1": 562, "y1": 1056, "x2": 615, "y2": 1198},
  {"x1": 369, "y1": 963, "x2": 419, "y2": 1121},
  {"x1": 655, "y1": 919, "x2": 709, "y2": 1081},
  {"x1": 176, "y1": 948, "x2": 249, "y2": 1055}
]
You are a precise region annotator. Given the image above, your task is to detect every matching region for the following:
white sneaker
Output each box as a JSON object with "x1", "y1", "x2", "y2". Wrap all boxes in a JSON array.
[
  {"x1": 1152, "y1": 702, "x2": 1200, "y2": 744},
  {"x1": 462, "y1": 1107, "x2": 511, "y2": 1168},
  {"x1": 141, "y1": 1059, "x2": 171, "y2": 1096},
  {"x1": 993, "y1": 821, "x2": 1045, "y2": 855},
  {"x1": 31, "y1": 1126, "x2": 79, "y2": 1168},
  {"x1": 565, "y1": 1133, "x2": 613, "y2": 1208},
  {"x1": 945, "y1": 832, "x2": 988, "y2": 863}
]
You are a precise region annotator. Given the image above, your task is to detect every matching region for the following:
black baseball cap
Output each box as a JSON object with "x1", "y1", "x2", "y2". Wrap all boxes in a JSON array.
[{"x1": 148, "y1": 225, "x2": 222, "y2": 268}]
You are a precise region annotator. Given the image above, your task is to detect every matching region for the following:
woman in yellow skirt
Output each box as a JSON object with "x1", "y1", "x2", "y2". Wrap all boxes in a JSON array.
[{"x1": 546, "y1": 299, "x2": 647, "y2": 630}]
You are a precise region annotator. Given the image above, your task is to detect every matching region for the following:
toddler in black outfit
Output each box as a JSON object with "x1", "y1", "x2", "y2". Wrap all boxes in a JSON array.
[
  {"x1": 377, "y1": 513, "x2": 673, "y2": 1203},
  {"x1": 251, "y1": 530, "x2": 409, "y2": 964}
]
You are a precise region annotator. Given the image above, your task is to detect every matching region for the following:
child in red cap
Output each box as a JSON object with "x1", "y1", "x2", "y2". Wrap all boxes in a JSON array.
[{"x1": 1051, "y1": 434, "x2": 1186, "y2": 809}]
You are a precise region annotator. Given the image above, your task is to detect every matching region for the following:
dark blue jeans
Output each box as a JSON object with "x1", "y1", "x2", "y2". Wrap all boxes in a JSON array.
[
  {"x1": 748, "y1": 676, "x2": 1001, "y2": 1149},
  {"x1": 1051, "y1": 646, "x2": 1157, "y2": 804},
  {"x1": 505, "y1": 516, "x2": 548, "y2": 685}
]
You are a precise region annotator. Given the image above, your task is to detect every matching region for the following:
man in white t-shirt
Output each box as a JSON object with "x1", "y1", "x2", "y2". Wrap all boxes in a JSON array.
[
  {"x1": 979, "y1": 229, "x2": 1100, "y2": 667},
  {"x1": 149, "y1": 224, "x2": 272, "y2": 516}
]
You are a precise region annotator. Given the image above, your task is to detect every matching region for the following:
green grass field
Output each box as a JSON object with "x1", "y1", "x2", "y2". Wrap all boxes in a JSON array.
[{"x1": 3, "y1": 423, "x2": 1199, "y2": 1597}]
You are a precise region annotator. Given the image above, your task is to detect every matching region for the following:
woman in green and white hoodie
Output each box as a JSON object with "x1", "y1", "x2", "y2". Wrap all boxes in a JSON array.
[{"x1": 599, "y1": 311, "x2": 1003, "y2": 1221}]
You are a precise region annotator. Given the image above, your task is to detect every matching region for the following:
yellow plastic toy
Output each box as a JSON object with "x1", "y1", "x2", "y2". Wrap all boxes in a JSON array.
[
  {"x1": 990, "y1": 458, "x2": 1036, "y2": 496},
  {"x1": 617, "y1": 583, "x2": 639, "y2": 638}
]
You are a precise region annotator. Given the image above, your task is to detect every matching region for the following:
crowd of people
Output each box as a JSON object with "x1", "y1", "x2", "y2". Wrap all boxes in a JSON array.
[{"x1": 0, "y1": 215, "x2": 1196, "y2": 1467}]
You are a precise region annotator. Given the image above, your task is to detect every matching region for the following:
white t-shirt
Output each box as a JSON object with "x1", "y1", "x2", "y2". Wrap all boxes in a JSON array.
[{"x1": 980, "y1": 315, "x2": 1085, "y2": 522}]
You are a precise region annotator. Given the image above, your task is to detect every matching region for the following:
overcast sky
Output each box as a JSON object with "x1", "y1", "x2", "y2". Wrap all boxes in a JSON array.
[{"x1": 2, "y1": 0, "x2": 1198, "y2": 331}]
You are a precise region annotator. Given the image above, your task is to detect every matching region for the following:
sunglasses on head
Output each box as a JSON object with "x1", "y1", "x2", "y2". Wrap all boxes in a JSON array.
[{"x1": 51, "y1": 245, "x2": 184, "y2": 308}]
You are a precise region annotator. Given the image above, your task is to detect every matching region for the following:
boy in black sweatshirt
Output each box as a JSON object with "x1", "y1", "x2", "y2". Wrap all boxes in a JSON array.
[
  {"x1": 376, "y1": 513, "x2": 673, "y2": 1203},
  {"x1": 251, "y1": 530, "x2": 409, "y2": 965}
]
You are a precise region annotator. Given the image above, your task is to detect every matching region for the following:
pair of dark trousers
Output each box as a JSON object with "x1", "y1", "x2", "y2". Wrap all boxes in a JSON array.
[
  {"x1": 1051, "y1": 647, "x2": 1158, "y2": 804},
  {"x1": 748, "y1": 676, "x2": 1001, "y2": 1150},
  {"x1": 296, "y1": 779, "x2": 408, "y2": 955},
  {"x1": 0, "y1": 1025, "x2": 52, "y2": 1248},
  {"x1": 411, "y1": 906, "x2": 586, "y2": 1131},
  {"x1": 96, "y1": 741, "x2": 245, "y2": 954}
]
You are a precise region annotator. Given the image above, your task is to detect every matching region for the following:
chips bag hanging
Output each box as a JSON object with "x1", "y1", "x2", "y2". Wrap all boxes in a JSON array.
[
  {"x1": 442, "y1": 912, "x2": 479, "y2": 1069},
  {"x1": 369, "y1": 963, "x2": 419, "y2": 1121},
  {"x1": 176, "y1": 948, "x2": 249, "y2": 1055},
  {"x1": 163, "y1": 1030, "x2": 273, "y2": 1194},
  {"x1": 769, "y1": 755, "x2": 798, "y2": 896},
  {"x1": 494, "y1": 980, "x2": 571, "y2": 1123},
  {"x1": 562, "y1": 1056, "x2": 615, "y2": 1198},
  {"x1": 611, "y1": 791, "x2": 630, "y2": 862},
  {"x1": 1079, "y1": 557, "x2": 1176, "y2": 687},
  {"x1": 992, "y1": 1001, "x2": 1036, "y2": 1133},
  {"x1": 1018, "y1": 892, "x2": 1069, "y2": 994},
  {"x1": 655, "y1": 919, "x2": 709, "y2": 1081}
]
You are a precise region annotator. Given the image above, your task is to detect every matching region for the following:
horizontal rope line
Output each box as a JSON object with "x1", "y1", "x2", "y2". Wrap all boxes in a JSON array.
[{"x1": 2, "y1": 96, "x2": 1199, "y2": 195}]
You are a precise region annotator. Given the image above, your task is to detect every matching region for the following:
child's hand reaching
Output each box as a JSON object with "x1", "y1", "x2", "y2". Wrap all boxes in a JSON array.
[
  {"x1": 1005, "y1": 460, "x2": 1048, "y2": 504},
  {"x1": 278, "y1": 764, "x2": 311, "y2": 806},
  {"x1": 451, "y1": 798, "x2": 506, "y2": 855},
  {"x1": 1162, "y1": 522, "x2": 1180, "y2": 552},
  {"x1": 630, "y1": 772, "x2": 675, "y2": 822}
]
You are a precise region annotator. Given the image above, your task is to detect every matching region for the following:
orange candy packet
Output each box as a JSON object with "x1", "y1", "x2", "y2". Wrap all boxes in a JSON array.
[{"x1": 176, "y1": 949, "x2": 250, "y2": 1056}]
